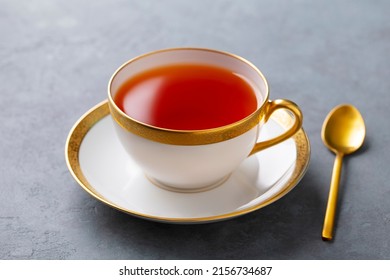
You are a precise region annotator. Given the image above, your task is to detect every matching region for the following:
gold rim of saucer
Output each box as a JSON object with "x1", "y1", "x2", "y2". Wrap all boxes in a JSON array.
[
  {"x1": 107, "y1": 47, "x2": 269, "y2": 145},
  {"x1": 65, "y1": 100, "x2": 311, "y2": 224}
]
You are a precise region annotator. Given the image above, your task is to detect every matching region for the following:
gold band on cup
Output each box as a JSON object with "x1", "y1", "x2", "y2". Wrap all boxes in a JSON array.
[
  {"x1": 107, "y1": 48, "x2": 302, "y2": 147},
  {"x1": 108, "y1": 101, "x2": 266, "y2": 145},
  {"x1": 107, "y1": 48, "x2": 269, "y2": 145}
]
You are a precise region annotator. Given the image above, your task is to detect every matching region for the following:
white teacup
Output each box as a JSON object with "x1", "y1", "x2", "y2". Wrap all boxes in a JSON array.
[{"x1": 108, "y1": 48, "x2": 302, "y2": 192}]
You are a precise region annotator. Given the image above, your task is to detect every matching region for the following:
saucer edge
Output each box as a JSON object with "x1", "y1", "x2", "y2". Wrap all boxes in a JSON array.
[{"x1": 65, "y1": 100, "x2": 310, "y2": 224}]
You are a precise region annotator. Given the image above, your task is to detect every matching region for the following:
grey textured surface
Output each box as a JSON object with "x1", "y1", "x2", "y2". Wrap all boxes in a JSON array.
[{"x1": 1, "y1": 0, "x2": 389, "y2": 260}]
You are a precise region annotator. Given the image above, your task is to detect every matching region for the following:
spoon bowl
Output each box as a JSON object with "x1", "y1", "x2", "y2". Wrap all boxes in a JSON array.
[
  {"x1": 322, "y1": 105, "x2": 366, "y2": 155},
  {"x1": 321, "y1": 104, "x2": 366, "y2": 241}
]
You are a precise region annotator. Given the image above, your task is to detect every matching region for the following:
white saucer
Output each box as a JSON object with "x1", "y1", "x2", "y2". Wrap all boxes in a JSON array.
[{"x1": 65, "y1": 100, "x2": 310, "y2": 223}]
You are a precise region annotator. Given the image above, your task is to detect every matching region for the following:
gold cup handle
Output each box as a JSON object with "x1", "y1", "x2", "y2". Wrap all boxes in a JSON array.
[{"x1": 250, "y1": 99, "x2": 303, "y2": 155}]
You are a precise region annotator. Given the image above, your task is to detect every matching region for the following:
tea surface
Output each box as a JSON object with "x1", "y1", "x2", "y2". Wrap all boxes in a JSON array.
[{"x1": 114, "y1": 64, "x2": 257, "y2": 130}]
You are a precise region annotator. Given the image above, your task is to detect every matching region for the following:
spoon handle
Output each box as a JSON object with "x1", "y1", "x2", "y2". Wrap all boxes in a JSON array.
[{"x1": 322, "y1": 152, "x2": 344, "y2": 241}]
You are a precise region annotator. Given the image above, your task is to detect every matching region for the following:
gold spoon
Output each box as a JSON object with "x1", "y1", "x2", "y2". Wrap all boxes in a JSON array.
[{"x1": 321, "y1": 104, "x2": 366, "y2": 241}]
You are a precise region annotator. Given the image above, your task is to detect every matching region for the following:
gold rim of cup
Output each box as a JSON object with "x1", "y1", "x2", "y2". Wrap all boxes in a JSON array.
[{"x1": 107, "y1": 47, "x2": 270, "y2": 145}]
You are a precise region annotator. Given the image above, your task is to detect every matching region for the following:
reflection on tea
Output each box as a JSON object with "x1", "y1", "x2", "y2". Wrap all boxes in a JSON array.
[{"x1": 114, "y1": 64, "x2": 257, "y2": 130}]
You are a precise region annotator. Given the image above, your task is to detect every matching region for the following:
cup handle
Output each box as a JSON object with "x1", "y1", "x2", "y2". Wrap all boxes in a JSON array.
[{"x1": 249, "y1": 99, "x2": 303, "y2": 156}]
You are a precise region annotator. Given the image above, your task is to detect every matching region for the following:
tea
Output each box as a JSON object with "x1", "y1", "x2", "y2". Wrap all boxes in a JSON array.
[{"x1": 114, "y1": 64, "x2": 258, "y2": 130}]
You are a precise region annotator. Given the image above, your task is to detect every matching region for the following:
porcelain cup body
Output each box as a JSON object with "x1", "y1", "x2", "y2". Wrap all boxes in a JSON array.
[{"x1": 108, "y1": 48, "x2": 302, "y2": 192}]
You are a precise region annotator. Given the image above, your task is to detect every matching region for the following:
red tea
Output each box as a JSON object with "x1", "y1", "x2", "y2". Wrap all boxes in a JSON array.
[{"x1": 114, "y1": 64, "x2": 258, "y2": 130}]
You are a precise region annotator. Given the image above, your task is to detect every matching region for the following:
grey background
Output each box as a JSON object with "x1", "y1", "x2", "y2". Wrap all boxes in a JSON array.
[{"x1": 1, "y1": 0, "x2": 389, "y2": 259}]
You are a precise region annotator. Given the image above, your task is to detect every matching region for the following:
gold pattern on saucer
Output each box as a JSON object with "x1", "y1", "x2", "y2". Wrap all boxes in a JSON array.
[
  {"x1": 65, "y1": 100, "x2": 310, "y2": 224},
  {"x1": 65, "y1": 101, "x2": 113, "y2": 207}
]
